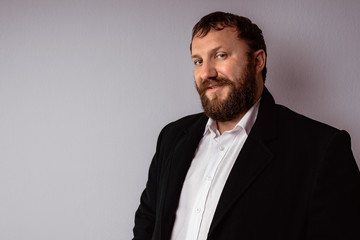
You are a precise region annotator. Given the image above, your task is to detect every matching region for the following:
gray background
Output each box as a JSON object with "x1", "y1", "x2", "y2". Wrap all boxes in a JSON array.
[{"x1": 1, "y1": 0, "x2": 359, "y2": 239}]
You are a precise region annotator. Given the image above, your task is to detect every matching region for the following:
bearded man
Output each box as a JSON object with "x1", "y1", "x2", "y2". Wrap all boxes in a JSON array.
[{"x1": 133, "y1": 11, "x2": 360, "y2": 240}]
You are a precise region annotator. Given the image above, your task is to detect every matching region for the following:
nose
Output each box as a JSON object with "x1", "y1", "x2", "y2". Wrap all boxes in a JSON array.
[{"x1": 200, "y1": 61, "x2": 217, "y2": 81}]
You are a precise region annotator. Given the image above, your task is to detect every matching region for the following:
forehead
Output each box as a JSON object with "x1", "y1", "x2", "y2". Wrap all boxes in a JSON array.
[{"x1": 191, "y1": 27, "x2": 248, "y2": 54}]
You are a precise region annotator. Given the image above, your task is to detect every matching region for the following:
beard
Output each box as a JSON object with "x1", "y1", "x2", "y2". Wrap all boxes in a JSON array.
[{"x1": 196, "y1": 61, "x2": 258, "y2": 122}]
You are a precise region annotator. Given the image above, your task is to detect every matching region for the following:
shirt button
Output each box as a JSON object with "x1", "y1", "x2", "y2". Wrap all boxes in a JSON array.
[
  {"x1": 219, "y1": 146, "x2": 224, "y2": 151},
  {"x1": 206, "y1": 176, "x2": 212, "y2": 181},
  {"x1": 196, "y1": 208, "x2": 201, "y2": 213}
]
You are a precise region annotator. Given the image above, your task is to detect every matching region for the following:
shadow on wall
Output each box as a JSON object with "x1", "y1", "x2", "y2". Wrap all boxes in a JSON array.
[{"x1": 267, "y1": 35, "x2": 327, "y2": 116}]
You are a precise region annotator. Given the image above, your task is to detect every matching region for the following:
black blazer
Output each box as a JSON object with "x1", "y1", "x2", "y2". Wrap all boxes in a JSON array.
[{"x1": 133, "y1": 88, "x2": 360, "y2": 240}]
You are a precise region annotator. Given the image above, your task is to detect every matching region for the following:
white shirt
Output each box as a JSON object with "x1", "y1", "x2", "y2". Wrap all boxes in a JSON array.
[{"x1": 170, "y1": 100, "x2": 260, "y2": 240}]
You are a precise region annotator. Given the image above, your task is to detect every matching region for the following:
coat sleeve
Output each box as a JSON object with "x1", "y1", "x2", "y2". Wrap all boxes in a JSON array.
[
  {"x1": 307, "y1": 130, "x2": 360, "y2": 239},
  {"x1": 132, "y1": 126, "x2": 167, "y2": 240}
]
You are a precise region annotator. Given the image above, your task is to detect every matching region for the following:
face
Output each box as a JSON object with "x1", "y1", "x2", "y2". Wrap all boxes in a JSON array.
[{"x1": 191, "y1": 27, "x2": 259, "y2": 122}]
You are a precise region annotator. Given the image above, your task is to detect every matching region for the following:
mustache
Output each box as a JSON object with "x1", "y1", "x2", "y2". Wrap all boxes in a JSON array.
[{"x1": 196, "y1": 77, "x2": 234, "y2": 94}]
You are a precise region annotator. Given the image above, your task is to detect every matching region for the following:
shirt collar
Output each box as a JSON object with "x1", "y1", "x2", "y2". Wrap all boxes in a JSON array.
[{"x1": 204, "y1": 98, "x2": 261, "y2": 137}]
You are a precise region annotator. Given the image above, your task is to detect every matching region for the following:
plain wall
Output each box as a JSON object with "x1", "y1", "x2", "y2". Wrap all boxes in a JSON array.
[{"x1": 1, "y1": 0, "x2": 359, "y2": 239}]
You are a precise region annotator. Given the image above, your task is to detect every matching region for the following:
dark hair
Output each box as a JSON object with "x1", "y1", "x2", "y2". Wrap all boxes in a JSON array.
[{"x1": 191, "y1": 11, "x2": 267, "y2": 82}]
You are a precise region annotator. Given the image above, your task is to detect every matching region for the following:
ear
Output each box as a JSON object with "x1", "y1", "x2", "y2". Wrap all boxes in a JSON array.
[{"x1": 254, "y1": 49, "x2": 266, "y2": 73}]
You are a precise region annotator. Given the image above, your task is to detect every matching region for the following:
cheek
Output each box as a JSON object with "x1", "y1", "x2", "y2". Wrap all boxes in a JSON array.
[
  {"x1": 194, "y1": 71, "x2": 202, "y2": 86},
  {"x1": 219, "y1": 61, "x2": 245, "y2": 80},
  {"x1": 217, "y1": 65, "x2": 235, "y2": 79}
]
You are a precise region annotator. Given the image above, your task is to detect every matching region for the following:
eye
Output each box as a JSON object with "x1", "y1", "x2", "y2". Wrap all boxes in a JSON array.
[
  {"x1": 193, "y1": 59, "x2": 203, "y2": 66},
  {"x1": 216, "y1": 53, "x2": 227, "y2": 59}
]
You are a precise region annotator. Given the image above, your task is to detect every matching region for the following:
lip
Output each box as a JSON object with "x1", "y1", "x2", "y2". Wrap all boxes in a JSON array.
[{"x1": 206, "y1": 85, "x2": 224, "y2": 93}]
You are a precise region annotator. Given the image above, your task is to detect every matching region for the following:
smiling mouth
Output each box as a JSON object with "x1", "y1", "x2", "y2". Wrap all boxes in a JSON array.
[
  {"x1": 208, "y1": 84, "x2": 224, "y2": 89},
  {"x1": 207, "y1": 85, "x2": 225, "y2": 90},
  {"x1": 205, "y1": 85, "x2": 225, "y2": 94}
]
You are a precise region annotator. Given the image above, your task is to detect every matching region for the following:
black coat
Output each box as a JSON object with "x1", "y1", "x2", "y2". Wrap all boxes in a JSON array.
[{"x1": 133, "y1": 88, "x2": 360, "y2": 240}]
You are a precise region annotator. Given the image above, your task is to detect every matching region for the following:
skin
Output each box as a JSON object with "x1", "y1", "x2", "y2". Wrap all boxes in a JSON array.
[{"x1": 191, "y1": 27, "x2": 266, "y2": 134}]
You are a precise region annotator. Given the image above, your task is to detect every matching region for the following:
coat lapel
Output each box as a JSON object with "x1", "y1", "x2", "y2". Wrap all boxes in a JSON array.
[
  {"x1": 209, "y1": 87, "x2": 277, "y2": 235},
  {"x1": 208, "y1": 137, "x2": 273, "y2": 234},
  {"x1": 160, "y1": 114, "x2": 208, "y2": 239}
]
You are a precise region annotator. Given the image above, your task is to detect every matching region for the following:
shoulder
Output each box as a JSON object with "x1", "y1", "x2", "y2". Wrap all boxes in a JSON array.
[
  {"x1": 154, "y1": 112, "x2": 207, "y2": 145},
  {"x1": 153, "y1": 112, "x2": 208, "y2": 159},
  {"x1": 161, "y1": 112, "x2": 207, "y2": 134},
  {"x1": 259, "y1": 88, "x2": 344, "y2": 142},
  {"x1": 274, "y1": 103, "x2": 345, "y2": 142}
]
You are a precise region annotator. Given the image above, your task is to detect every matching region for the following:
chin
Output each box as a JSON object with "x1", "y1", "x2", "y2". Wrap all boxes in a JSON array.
[{"x1": 207, "y1": 92, "x2": 226, "y2": 100}]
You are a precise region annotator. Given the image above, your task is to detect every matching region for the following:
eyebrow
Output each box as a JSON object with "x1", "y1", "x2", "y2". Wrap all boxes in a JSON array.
[{"x1": 191, "y1": 46, "x2": 223, "y2": 59}]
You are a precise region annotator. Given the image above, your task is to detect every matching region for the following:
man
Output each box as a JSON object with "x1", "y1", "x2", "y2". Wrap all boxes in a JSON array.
[{"x1": 133, "y1": 11, "x2": 360, "y2": 240}]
